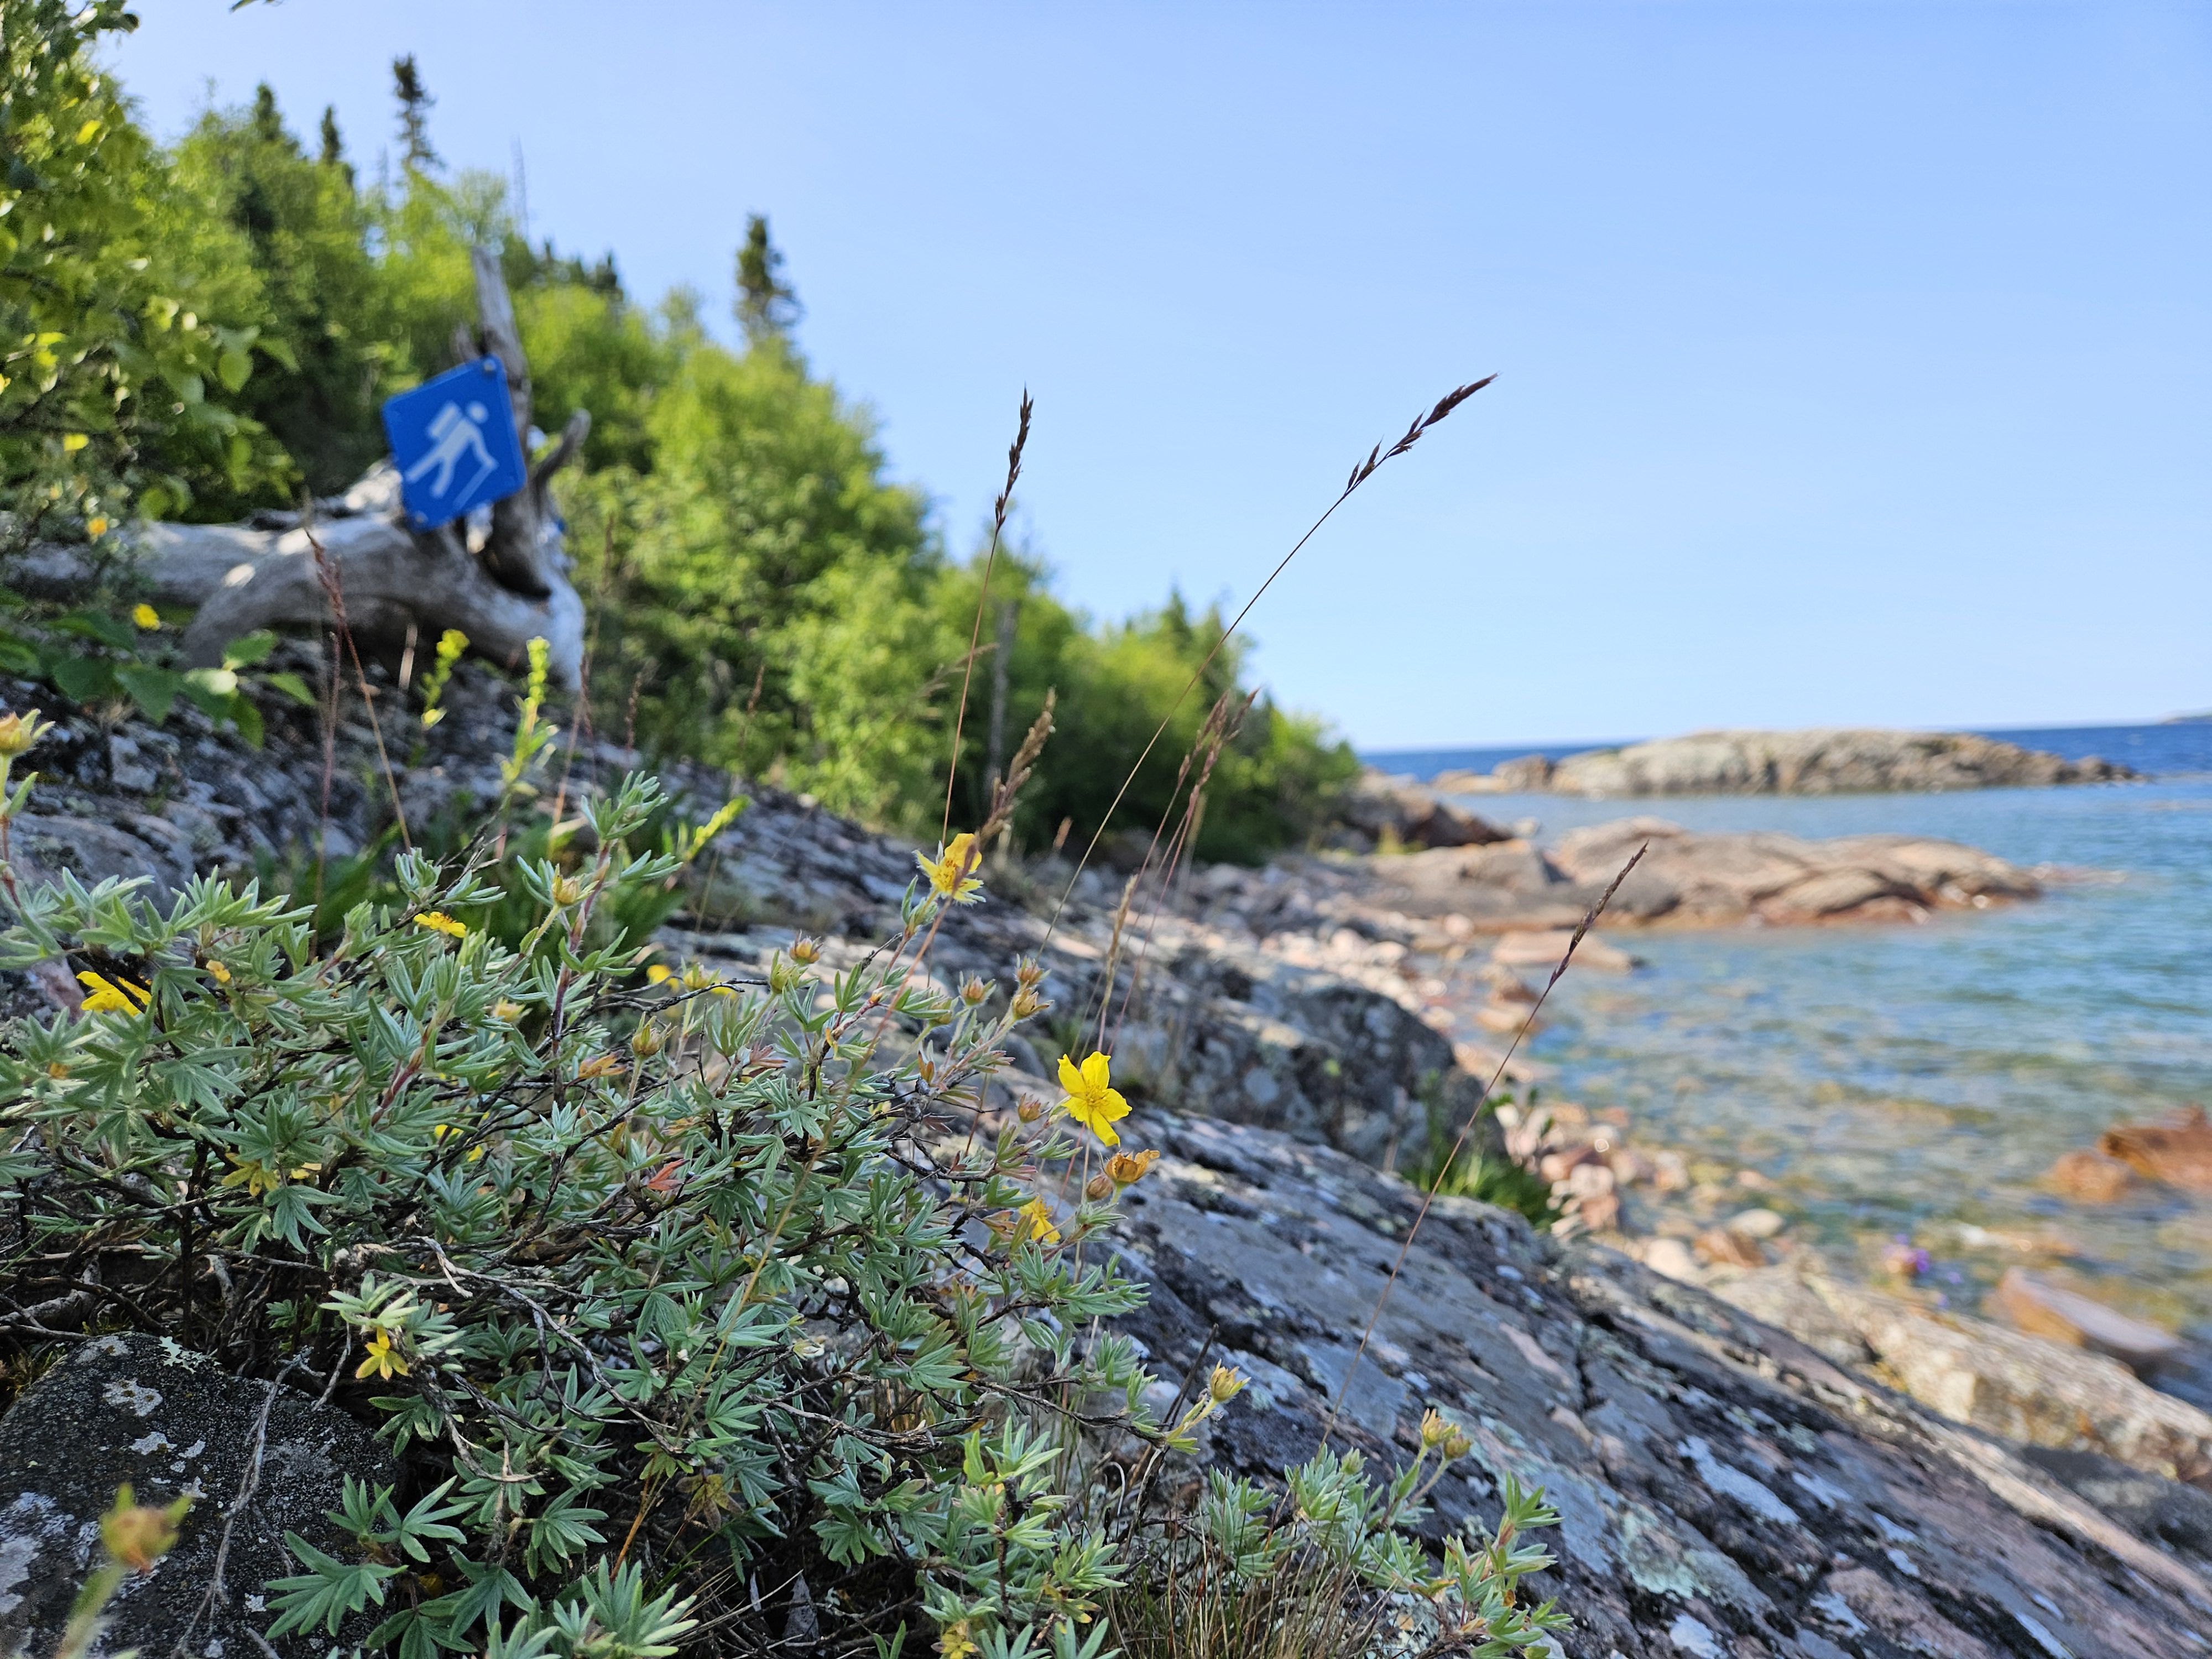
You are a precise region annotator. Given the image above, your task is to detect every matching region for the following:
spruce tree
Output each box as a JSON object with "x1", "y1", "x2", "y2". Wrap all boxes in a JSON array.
[
  {"x1": 735, "y1": 213, "x2": 801, "y2": 343},
  {"x1": 392, "y1": 54, "x2": 437, "y2": 170}
]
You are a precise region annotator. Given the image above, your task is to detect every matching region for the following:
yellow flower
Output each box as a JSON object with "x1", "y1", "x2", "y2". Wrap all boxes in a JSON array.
[
  {"x1": 1208, "y1": 1364, "x2": 1246, "y2": 1405},
  {"x1": 356, "y1": 1329, "x2": 409, "y2": 1380},
  {"x1": 645, "y1": 964, "x2": 673, "y2": 985},
  {"x1": 131, "y1": 603, "x2": 159, "y2": 629},
  {"x1": 1058, "y1": 1051, "x2": 1130, "y2": 1147},
  {"x1": 204, "y1": 959, "x2": 231, "y2": 985},
  {"x1": 220, "y1": 1156, "x2": 279, "y2": 1198},
  {"x1": 1015, "y1": 1196, "x2": 1061, "y2": 1247},
  {"x1": 86, "y1": 516, "x2": 109, "y2": 539},
  {"x1": 76, "y1": 970, "x2": 151, "y2": 1015},
  {"x1": 939, "y1": 1620, "x2": 977, "y2": 1659},
  {"x1": 46, "y1": 1061, "x2": 69, "y2": 1079},
  {"x1": 492, "y1": 998, "x2": 525, "y2": 1021},
  {"x1": 413, "y1": 911, "x2": 467, "y2": 939},
  {"x1": 0, "y1": 709, "x2": 51, "y2": 758},
  {"x1": 1105, "y1": 1147, "x2": 1160, "y2": 1188},
  {"x1": 916, "y1": 832, "x2": 984, "y2": 905}
]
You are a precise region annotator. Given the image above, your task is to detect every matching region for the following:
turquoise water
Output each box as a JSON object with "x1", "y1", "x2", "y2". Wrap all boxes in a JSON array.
[{"x1": 1417, "y1": 729, "x2": 2212, "y2": 1333}]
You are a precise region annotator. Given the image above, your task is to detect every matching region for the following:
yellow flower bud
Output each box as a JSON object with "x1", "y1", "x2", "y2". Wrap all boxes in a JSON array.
[
  {"x1": 790, "y1": 936, "x2": 821, "y2": 965},
  {"x1": 1086, "y1": 1173, "x2": 1114, "y2": 1202},
  {"x1": 1208, "y1": 1364, "x2": 1246, "y2": 1405},
  {"x1": 551, "y1": 875, "x2": 585, "y2": 906},
  {"x1": 0, "y1": 709, "x2": 52, "y2": 759},
  {"x1": 1016, "y1": 1097, "x2": 1044, "y2": 1124},
  {"x1": 101, "y1": 1485, "x2": 189, "y2": 1572},
  {"x1": 1105, "y1": 1148, "x2": 1160, "y2": 1188},
  {"x1": 1010, "y1": 988, "x2": 1047, "y2": 1022},
  {"x1": 630, "y1": 1019, "x2": 664, "y2": 1057},
  {"x1": 493, "y1": 998, "x2": 525, "y2": 1021},
  {"x1": 959, "y1": 974, "x2": 990, "y2": 1006}
]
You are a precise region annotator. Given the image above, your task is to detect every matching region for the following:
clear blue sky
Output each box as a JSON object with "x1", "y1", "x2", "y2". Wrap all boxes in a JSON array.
[{"x1": 111, "y1": 2, "x2": 2210, "y2": 749}]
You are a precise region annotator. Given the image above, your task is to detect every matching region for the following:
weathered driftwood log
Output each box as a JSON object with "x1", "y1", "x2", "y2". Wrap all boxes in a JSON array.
[{"x1": 15, "y1": 246, "x2": 589, "y2": 688}]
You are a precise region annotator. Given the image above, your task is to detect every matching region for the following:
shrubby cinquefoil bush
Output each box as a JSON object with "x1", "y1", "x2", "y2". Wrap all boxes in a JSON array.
[{"x1": 0, "y1": 698, "x2": 1565, "y2": 1658}]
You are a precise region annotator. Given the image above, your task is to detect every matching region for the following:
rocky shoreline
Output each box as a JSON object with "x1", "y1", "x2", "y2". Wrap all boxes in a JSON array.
[
  {"x1": 1413, "y1": 727, "x2": 2140, "y2": 797},
  {"x1": 3, "y1": 669, "x2": 2208, "y2": 1654}
]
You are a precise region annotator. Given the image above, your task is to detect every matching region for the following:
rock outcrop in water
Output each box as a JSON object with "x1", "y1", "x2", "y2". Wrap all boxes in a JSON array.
[
  {"x1": 1442, "y1": 728, "x2": 2138, "y2": 796},
  {"x1": 1354, "y1": 815, "x2": 2042, "y2": 929}
]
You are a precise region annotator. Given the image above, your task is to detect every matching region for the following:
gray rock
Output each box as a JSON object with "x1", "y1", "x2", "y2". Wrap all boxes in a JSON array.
[
  {"x1": 0, "y1": 1333, "x2": 395, "y2": 1656},
  {"x1": 1107, "y1": 1112, "x2": 2212, "y2": 1658},
  {"x1": 1341, "y1": 769, "x2": 1512, "y2": 851}
]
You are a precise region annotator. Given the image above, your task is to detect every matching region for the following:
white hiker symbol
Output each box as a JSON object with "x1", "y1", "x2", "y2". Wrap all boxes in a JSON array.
[{"x1": 404, "y1": 399, "x2": 498, "y2": 500}]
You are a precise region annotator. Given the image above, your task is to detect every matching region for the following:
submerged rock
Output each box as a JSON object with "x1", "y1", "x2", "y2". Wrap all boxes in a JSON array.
[
  {"x1": 2099, "y1": 1107, "x2": 2212, "y2": 1190},
  {"x1": 1991, "y1": 1269, "x2": 2184, "y2": 1377},
  {"x1": 2046, "y1": 1148, "x2": 2138, "y2": 1203}
]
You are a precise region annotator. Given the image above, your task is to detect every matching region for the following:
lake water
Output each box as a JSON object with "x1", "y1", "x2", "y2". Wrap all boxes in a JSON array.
[{"x1": 1377, "y1": 725, "x2": 2212, "y2": 1336}]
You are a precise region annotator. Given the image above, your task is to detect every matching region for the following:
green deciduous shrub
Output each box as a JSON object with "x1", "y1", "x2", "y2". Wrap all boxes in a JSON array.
[{"x1": 0, "y1": 0, "x2": 294, "y2": 543}]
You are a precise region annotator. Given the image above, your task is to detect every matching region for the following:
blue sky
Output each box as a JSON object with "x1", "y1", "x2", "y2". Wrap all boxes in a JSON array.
[{"x1": 111, "y1": 3, "x2": 2210, "y2": 748}]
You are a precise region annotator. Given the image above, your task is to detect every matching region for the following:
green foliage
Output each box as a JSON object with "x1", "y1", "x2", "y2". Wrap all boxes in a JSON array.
[
  {"x1": 157, "y1": 81, "x2": 392, "y2": 499},
  {"x1": 0, "y1": 759, "x2": 1163, "y2": 1652},
  {"x1": 1109, "y1": 1433, "x2": 1568, "y2": 1657},
  {"x1": 562, "y1": 333, "x2": 947, "y2": 825},
  {"x1": 1042, "y1": 593, "x2": 1352, "y2": 864},
  {"x1": 0, "y1": 1, "x2": 290, "y2": 544},
  {"x1": 1399, "y1": 1087, "x2": 1558, "y2": 1227},
  {"x1": 0, "y1": 598, "x2": 313, "y2": 747}
]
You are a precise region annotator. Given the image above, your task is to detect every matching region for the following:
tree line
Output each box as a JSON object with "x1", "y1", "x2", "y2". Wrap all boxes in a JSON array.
[{"x1": 1, "y1": 7, "x2": 1354, "y2": 858}]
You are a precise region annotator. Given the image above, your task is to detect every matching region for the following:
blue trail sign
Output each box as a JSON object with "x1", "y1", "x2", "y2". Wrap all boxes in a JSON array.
[{"x1": 382, "y1": 356, "x2": 528, "y2": 531}]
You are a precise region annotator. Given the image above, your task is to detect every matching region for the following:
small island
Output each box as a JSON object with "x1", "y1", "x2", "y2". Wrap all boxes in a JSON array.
[{"x1": 1432, "y1": 727, "x2": 2138, "y2": 796}]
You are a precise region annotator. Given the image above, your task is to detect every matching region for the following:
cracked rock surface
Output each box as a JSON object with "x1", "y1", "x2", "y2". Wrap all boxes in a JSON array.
[
  {"x1": 1100, "y1": 1111, "x2": 2212, "y2": 1658},
  {"x1": 0, "y1": 1332, "x2": 392, "y2": 1656}
]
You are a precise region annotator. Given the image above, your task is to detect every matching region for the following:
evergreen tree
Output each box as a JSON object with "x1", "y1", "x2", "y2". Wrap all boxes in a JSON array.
[
  {"x1": 318, "y1": 104, "x2": 348, "y2": 176},
  {"x1": 392, "y1": 54, "x2": 437, "y2": 170},
  {"x1": 734, "y1": 212, "x2": 800, "y2": 343},
  {"x1": 249, "y1": 82, "x2": 285, "y2": 145}
]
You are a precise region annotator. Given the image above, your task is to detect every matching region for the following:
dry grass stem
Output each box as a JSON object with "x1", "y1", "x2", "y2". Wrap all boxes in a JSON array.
[
  {"x1": 1046, "y1": 376, "x2": 1493, "y2": 943},
  {"x1": 942, "y1": 390, "x2": 1034, "y2": 843},
  {"x1": 1313, "y1": 842, "x2": 1648, "y2": 1453}
]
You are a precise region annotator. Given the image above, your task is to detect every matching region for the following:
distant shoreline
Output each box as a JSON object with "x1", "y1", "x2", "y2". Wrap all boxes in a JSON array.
[{"x1": 1364, "y1": 719, "x2": 2212, "y2": 785}]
